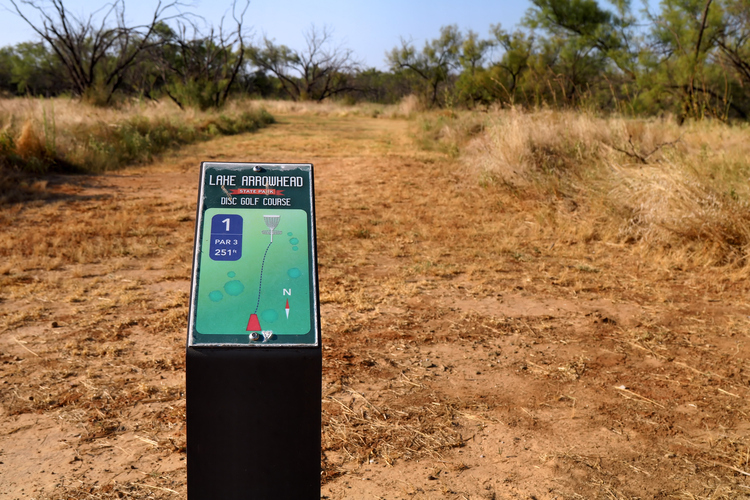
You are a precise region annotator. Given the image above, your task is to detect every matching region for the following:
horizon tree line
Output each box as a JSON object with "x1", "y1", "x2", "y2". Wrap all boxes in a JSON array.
[{"x1": 0, "y1": 0, "x2": 749, "y2": 121}]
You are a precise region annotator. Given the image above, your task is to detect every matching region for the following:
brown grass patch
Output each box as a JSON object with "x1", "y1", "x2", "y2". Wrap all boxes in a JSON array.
[
  {"x1": 451, "y1": 109, "x2": 750, "y2": 272},
  {"x1": 2, "y1": 108, "x2": 750, "y2": 499}
]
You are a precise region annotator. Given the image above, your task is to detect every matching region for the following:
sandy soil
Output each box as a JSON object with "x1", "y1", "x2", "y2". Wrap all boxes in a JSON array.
[{"x1": 1, "y1": 112, "x2": 750, "y2": 499}]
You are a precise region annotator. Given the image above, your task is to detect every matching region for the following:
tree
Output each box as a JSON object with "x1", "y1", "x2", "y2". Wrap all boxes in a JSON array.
[
  {"x1": 525, "y1": 0, "x2": 638, "y2": 78},
  {"x1": 8, "y1": 0, "x2": 184, "y2": 104},
  {"x1": 453, "y1": 29, "x2": 495, "y2": 106},
  {"x1": 7, "y1": 41, "x2": 69, "y2": 95},
  {"x1": 153, "y1": 0, "x2": 249, "y2": 109},
  {"x1": 715, "y1": 0, "x2": 750, "y2": 91},
  {"x1": 521, "y1": 0, "x2": 640, "y2": 108},
  {"x1": 490, "y1": 25, "x2": 535, "y2": 103},
  {"x1": 249, "y1": 25, "x2": 360, "y2": 101},
  {"x1": 648, "y1": 0, "x2": 735, "y2": 119},
  {"x1": 387, "y1": 25, "x2": 463, "y2": 106},
  {"x1": 0, "y1": 47, "x2": 14, "y2": 94},
  {"x1": 351, "y1": 68, "x2": 413, "y2": 104}
]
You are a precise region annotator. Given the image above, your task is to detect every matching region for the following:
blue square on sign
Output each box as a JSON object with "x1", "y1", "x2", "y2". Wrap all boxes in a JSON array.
[{"x1": 209, "y1": 214, "x2": 243, "y2": 261}]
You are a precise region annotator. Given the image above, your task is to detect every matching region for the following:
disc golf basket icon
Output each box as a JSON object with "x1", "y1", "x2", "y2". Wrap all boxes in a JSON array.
[{"x1": 261, "y1": 215, "x2": 282, "y2": 242}]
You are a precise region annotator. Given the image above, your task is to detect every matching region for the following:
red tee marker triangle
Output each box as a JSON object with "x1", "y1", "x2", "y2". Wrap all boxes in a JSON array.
[{"x1": 246, "y1": 313, "x2": 261, "y2": 332}]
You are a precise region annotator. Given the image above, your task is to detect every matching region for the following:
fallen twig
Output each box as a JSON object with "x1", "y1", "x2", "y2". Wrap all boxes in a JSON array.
[
  {"x1": 608, "y1": 134, "x2": 684, "y2": 164},
  {"x1": 12, "y1": 336, "x2": 39, "y2": 357},
  {"x1": 709, "y1": 461, "x2": 750, "y2": 477},
  {"x1": 614, "y1": 385, "x2": 665, "y2": 409},
  {"x1": 132, "y1": 482, "x2": 179, "y2": 494}
]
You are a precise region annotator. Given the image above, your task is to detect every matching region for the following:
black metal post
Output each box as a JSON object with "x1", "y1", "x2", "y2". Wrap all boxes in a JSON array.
[{"x1": 186, "y1": 347, "x2": 321, "y2": 499}]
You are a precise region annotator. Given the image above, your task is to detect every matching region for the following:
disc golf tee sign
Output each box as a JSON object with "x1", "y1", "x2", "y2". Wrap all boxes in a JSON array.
[{"x1": 188, "y1": 162, "x2": 319, "y2": 347}]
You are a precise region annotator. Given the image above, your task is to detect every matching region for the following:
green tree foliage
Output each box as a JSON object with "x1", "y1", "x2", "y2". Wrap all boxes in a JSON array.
[
  {"x1": 0, "y1": 42, "x2": 69, "y2": 95},
  {"x1": 716, "y1": 0, "x2": 750, "y2": 90},
  {"x1": 387, "y1": 25, "x2": 463, "y2": 106},
  {"x1": 647, "y1": 0, "x2": 730, "y2": 119},
  {"x1": 238, "y1": 69, "x2": 285, "y2": 99},
  {"x1": 0, "y1": 48, "x2": 12, "y2": 94},
  {"x1": 489, "y1": 26, "x2": 535, "y2": 103},
  {"x1": 522, "y1": 0, "x2": 639, "y2": 108},
  {"x1": 397, "y1": 0, "x2": 748, "y2": 118},
  {"x1": 525, "y1": 0, "x2": 638, "y2": 75},
  {"x1": 0, "y1": 42, "x2": 75, "y2": 96},
  {"x1": 453, "y1": 30, "x2": 495, "y2": 106},
  {"x1": 351, "y1": 68, "x2": 414, "y2": 104}
]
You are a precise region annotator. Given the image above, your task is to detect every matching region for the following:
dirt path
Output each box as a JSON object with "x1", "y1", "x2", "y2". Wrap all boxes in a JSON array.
[{"x1": 2, "y1": 112, "x2": 750, "y2": 499}]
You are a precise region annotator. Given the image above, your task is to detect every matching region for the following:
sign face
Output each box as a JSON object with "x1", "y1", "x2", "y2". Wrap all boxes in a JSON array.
[{"x1": 188, "y1": 162, "x2": 319, "y2": 347}]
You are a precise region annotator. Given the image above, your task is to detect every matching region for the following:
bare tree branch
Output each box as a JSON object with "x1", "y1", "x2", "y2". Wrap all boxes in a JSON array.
[
  {"x1": 153, "y1": 0, "x2": 250, "y2": 108},
  {"x1": 250, "y1": 24, "x2": 360, "y2": 102},
  {"x1": 8, "y1": 0, "x2": 187, "y2": 103}
]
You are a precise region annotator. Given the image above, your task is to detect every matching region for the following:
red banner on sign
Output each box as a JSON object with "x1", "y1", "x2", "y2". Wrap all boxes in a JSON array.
[{"x1": 230, "y1": 188, "x2": 285, "y2": 196}]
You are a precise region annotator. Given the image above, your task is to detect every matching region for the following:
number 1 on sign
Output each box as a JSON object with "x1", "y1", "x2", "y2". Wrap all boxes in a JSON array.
[{"x1": 222, "y1": 218, "x2": 230, "y2": 231}]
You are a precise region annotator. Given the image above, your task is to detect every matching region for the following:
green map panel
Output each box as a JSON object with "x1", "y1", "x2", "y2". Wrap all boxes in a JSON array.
[{"x1": 195, "y1": 208, "x2": 310, "y2": 336}]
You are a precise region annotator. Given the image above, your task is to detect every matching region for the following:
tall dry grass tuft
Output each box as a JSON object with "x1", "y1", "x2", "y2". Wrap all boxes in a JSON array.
[
  {"x1": 467, "y1": 109, "x2": 608, "y2": 181},
  {"x1": 15, "y1": 120, "x2": 45, "y2": 160},
  {"x1": 458, "y1": 109, "x2": 750, "y2": 271},
  {"x1": 394, "y1": 94, "x2": 425, "y2": 117}
]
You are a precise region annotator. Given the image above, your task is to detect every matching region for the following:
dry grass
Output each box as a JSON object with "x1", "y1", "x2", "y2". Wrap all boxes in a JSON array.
[
  {"x1": 426, "y1": 108, "x2": 750, "y2": 273},
  {"x1": 261, "y1": 95, "x2": 424, "y2": 119},
  {"x1": 0, "y1": 96, "x2": 270, "y2": 136},
  {"x1": 2, "y1": 106, "x2": 750, "y2": 498},
  {"x1": 0, "y1": 97, "x2": 273, "y2": 181},
  {"x1": 321, "y1": 383, "x2": 465, "y2": 477},
  {"x1": 0, "y1": 196, "x2": 191, "y2": 276}
]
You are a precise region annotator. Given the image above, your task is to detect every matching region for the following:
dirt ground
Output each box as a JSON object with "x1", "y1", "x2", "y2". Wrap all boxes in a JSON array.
[{"x1": 1, "y1": 112, "x2": 750, "y2": 499}]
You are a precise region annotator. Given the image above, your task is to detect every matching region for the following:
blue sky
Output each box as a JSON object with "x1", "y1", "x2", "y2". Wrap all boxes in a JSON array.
[{"x1": 0, "y1": 0, "x2": 532, "y2": 69}]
